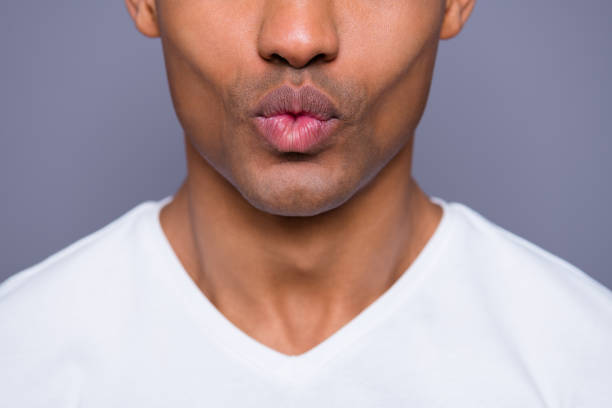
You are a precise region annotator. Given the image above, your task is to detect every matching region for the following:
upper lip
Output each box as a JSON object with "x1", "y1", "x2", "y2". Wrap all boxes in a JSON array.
[{"x1": 253, "y1": 84, "x2": 340, "y2": 121}]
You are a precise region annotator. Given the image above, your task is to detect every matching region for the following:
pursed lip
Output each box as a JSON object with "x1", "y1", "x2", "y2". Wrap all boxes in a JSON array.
[
  {"x1": 252, "y1": 84, "x2": 340, "y2": 121},
  {"x1": 251, "y1": 84, "x2": 342, "y2": 153}
]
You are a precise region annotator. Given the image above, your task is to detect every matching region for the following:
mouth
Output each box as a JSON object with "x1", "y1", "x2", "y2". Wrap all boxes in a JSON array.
[
  {"x1": 253, "y1": 113, "x2": 340, "y2": 154},
  {"x1": 252, "y1": 85, "x2": 341, "y2": 154}
]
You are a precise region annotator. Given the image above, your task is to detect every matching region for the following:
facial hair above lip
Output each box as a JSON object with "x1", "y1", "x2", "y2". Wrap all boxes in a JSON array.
[{"x1": 253, "y1": 84, "x2": 341, "y2": 121}]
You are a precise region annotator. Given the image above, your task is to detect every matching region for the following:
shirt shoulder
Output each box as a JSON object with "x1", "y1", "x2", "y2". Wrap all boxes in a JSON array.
[
  {"x1": 448, "y1": 201, "x2": 612, "y2": 309},
  {"x1": 0, "y1": 199, "x2": 164, "y2": 342},
  {"x1": 0, "y1": 198, "x2": 172, "y2": 405},
  {"x1": 2, "y1": 199, "x2": 161, "y2": 297},
  {"x1": 443, "y1": 201, "x2": 612, "y2": 403}
]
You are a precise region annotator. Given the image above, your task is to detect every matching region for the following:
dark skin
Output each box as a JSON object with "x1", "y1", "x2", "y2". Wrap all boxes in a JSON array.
[{"x1": 126, "y1": 0, "x2": 475, "y2": 355}]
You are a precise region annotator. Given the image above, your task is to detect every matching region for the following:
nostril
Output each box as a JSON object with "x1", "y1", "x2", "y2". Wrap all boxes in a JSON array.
[
  {"x1": 309, "y1": 53, "x2": 327, "y2": 64},
  {"x1": 270, "y1": 53, "x2": 290, "y2": 65},
  {"x1": 268, "y1": 52, "x2": 329, "y2": 69}
]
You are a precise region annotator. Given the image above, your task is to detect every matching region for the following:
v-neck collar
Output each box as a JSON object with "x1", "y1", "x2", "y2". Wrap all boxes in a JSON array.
[{"x1": 146, "y1": 195, "x2": 456, "y2": 386}]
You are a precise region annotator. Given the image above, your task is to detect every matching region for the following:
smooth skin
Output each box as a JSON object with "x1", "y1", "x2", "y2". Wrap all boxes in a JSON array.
[{"x1": 125, "y1": 0, "x2": 475, "y2": 355}]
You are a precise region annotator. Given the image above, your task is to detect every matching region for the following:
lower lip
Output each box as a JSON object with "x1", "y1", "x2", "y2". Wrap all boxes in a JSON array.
[{"x1": 253, "y1": 114, "x2": 339, "y2": 153}]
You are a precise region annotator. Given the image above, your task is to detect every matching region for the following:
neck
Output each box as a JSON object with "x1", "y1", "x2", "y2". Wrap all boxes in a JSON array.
[{"x1": 160, "y1": 137, "x2": 442, "y2": 355}]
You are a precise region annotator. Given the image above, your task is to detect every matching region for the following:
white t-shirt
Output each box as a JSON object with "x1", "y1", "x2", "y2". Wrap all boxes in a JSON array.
[{"x1": 1, "y1": 196, "x2": 611, "y2": 407}]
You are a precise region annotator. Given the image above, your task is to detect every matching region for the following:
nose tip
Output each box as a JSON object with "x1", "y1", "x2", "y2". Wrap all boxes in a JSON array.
[{"x1": 257, "y1": 1, "x2": 339, "y2": 69}]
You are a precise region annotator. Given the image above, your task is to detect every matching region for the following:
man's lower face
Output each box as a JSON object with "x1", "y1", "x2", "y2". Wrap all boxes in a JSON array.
[
  {"x1": 158, "y1": 0, "x2": 443, "y2": 216},
  {"x1": 224, "y1": 111, "x2": 389, "y2": 217},
  {"x1": 182, "y1": 80, "x2": 421, "y2": 217}
]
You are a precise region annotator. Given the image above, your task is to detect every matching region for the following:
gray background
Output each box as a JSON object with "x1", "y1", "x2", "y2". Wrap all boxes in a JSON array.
[{"x1": 1, "y1": 1, "x2": 610, "y2": 289}]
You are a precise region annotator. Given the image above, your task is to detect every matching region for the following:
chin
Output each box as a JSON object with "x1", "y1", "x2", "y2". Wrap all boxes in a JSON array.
[
  {"x1": 246, "y1": 195, "x2": 350, "y2": 217},
  {"x1": 237, "y1": 173, "x2": 357, "y2": 217}
]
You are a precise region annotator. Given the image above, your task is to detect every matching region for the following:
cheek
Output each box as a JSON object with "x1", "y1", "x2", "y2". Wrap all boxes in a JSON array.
[
  {"x1": 161, "y1": 13, "x2": 225, "y2": 80},
  {"x1": 331, "y1": 2, "x2": 442, "y2": 154},
  {"x1": 335, "y1": 0, "x2": 443, "y2": 75},
  {"x1": 157, "y1": 2, "x2": 254, "y2": 167},
  {"x1": 157, "y1": 0, "x2": 256, "y2": 114}
]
